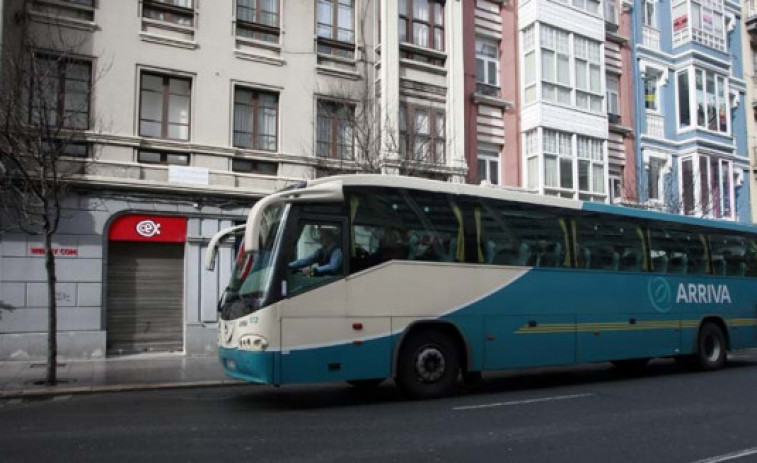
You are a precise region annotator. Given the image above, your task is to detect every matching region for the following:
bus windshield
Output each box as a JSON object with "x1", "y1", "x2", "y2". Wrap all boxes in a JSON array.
[{"x1": 219, "y1": 204, "x2": 286, "y2": 320}]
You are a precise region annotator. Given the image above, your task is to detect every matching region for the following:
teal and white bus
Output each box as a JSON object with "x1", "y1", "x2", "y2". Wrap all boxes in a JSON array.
[{"x1": 205, "y1": 175, "x2": 757, "y2": 399}]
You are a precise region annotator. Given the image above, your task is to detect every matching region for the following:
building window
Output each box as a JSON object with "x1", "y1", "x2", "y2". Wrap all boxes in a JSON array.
[
  {"x1": 316, "y1": 100, "x2": 355, "y2": 159},
  {"x1": 574, "y1": 36, "x2": 602, "y2": 112},
  {"x1": 400, "y1": 104, "x2": 445, "y2": 164},
  {"x1": 609, "y1": 174, "x2": 622, "y2": 203},
  {"x1": 577, "y1": 136, "x2": 605, "y2": 197},
  {"x1": 233, "y1": 87, "x2": 278, "y2": 151},
  {"x1": 475, "y1": 38, "x2": 500, "y2": 96},
  {"x1": 477, "y1": 147, "x2": 500, "y2": 185},
  {"x1": 399, "y1": 0, "x2": 444, "y2": 51},
  {"x1": 643, "y1": 73, "x2": 660, "y2": 112},
  {"x1": 231, "y1": 158, "x2": 278, "y2": 175},
  {"x1": 695, "y1": 69, "x2": 728, "y2": 133},
  {"x1": 525, "y1": 130, "x2": 539, "y2": 189},
  {"x1": 672, "y1": 0, "x2": 725, "y2": 51},
  {"x1": 571, "y1": 0, "x2": 600, "y2": 14},
  {"x1": 139, "y1": 73, "x2": 191, "y2": 141},
  {"x1": 606, "y1": 74, "x2": 620, "y2": 118},
  {"x1": 680, "y1": 154, "x2": 733, "y2": 218},
  {"x1": 543, "y1": 129, "x2": 573, "y2": 191},
  {"x1": 604, "y1": 0, "x2": 618, "y2": 25},
  {"x1": 677, "y1": 70, "x2": 690, "y2": 129},
  {"x1": 316, "y1": 0, "x2": 355, "y2": 58},
  {"x1": 523, "y1": 26, "x2": 537, "y2": 104},
  {"x1": 647, "y1": 157, "x2": 667, "y2": 202},
  {"x1": 643, "y1": 0, "x2": 657, "y2": 27},
  {"x1": 30, "y1": 54, "x2": 91, "y2": 130},
  {"x1": 142, "y1": 0, "x2": 194, "y2": 27},
  {"x1": 541, "y1": 25, "x2": 571, "y2": 105},
  {"x1": 236, "y1": 0, "x2": 280, "y2": 43},
  {"x1": 137, "y1": 150, "x2": 190, "y2": 165}
]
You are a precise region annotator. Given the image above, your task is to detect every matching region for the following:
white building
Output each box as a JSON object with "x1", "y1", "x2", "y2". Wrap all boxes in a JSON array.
[{"x1": 0, "y1": 0, "x2": 466, "y2": 359}]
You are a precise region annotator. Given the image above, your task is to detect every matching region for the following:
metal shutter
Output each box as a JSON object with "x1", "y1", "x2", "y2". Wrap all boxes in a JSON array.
[{"x1": 106, "y1": 242, "x2": 184, "y2": 355}]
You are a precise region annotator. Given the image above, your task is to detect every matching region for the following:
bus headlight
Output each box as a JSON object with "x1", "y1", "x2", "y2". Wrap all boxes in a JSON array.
[{"x1": 239, "y1": 334, "x2": 269, "y2": 351}]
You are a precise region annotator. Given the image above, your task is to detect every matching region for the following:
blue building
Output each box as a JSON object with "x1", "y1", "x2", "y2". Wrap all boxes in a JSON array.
[{"x1": 632, "y1": 0, "x2": 751, "y2": 222}]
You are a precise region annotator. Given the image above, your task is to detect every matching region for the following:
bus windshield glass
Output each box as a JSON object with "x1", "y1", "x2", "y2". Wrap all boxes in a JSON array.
[{"x1": 219, "y1": 205, "x2": 285, "y2": 320}]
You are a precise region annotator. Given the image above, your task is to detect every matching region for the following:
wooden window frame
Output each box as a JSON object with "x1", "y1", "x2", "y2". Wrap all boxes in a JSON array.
[
  {"x1": 142, "y1": 0, "x2": 195, "y2": 27},
  {"x1": 233, "y1": 87, "x2": 279, "y2": 152},
  {"x1": 316, "y1": 100, "x2": 355, "y2": 160},
  {"x1": 139, "y1": 72, "x2": 192, "y2": 141},
  {"x1": 399, "y1": 0, "x2": 445, "y2": 52},
  {"x1": 30, "y1": 53, "x2": 92, "y2": 130},
  {"x1": 236, "y1": 0, "x2": 281, "y2": 42}
]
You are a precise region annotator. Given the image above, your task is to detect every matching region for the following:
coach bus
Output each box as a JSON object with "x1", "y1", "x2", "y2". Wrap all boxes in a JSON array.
[{"x1": 204, "y1": 175, "x2": 757, "y2": 399}]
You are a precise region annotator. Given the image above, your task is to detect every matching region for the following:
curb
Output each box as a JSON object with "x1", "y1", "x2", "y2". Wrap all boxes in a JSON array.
[{"x1": 0, "y1": 379, "x2": 246, "y2": 400}]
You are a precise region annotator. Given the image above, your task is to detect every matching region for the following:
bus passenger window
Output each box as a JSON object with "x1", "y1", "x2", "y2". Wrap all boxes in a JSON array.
[
  {"x1": 575, "y1": 214, "x2": 643, "y2": 272},
  {"x1": 710, "y1": 234, "x2": 749, "y2": 277},
  {"x1": 649, "y1": 227, "x2": 708, "y2": 275}
]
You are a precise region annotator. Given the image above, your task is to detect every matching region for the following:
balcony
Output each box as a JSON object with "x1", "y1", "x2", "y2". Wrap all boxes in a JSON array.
[
  {"x1": 476, "y1": 82, "x2": 501, "y2": 98},
  {"x1": 645, "y1": 112, "x2": 664, "y2": 138},
  {"x1": 642, "y1": 25, "x2": 660, "y2": 50}
]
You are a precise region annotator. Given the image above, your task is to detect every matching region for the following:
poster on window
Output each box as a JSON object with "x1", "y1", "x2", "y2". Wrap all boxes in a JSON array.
[
  {"x1": 673, "y1": 15, "x2": 687, "y2": 32},
  {"x1": 702, "y1": 14, "x2": 713, "y2": 31}
]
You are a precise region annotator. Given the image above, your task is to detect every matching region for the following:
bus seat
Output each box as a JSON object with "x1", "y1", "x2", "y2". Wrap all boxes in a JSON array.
[
  {"x1": 668, "y1": 253, "x2": 688, "y2": 274},
  {"x1": 538, "y1": 242, "x2": 562, "y2": 268},
  {"x1": 619, "y1": 250, "x2": 641, "y2": 272},
  {"x1": 577, "y1": 247, "x2": 591, "y2": 269},
  {"x1": 711, "y1": 257, "x2": 726, "y2": 276},
  {"x1": 652, "y1": 255, "x2": 668, "y2": 273}
]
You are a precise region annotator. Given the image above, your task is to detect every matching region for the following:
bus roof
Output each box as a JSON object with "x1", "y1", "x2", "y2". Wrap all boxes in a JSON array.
[{"x1": 304, "y1": 174, "x2": 757, "y2": 235}]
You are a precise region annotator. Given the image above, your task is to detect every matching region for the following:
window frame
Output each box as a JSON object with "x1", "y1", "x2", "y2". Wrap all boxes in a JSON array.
[
  {"x1": 142, "y1": 0, "x2": 195, "y2": 28},
  {"x1": 316, "y1": 99, "x2": 356, "y2": 160},
  {"x1": 30, "y1": 53, "x2": 92, "y2": 131},
  {"x1": 236, "y1": 0, "x2": 281, "y2": 43},
  {"x1": 477, "y1": 146, "x2": 500, "y2": 185},
  {"x1": 399, "y1": 0, "x2": 445, "y2": 52},
  {"x1": 399, "y1": 103, "x2": 446, "y2": 164},
  {"x1": 138, "y1": 72, "x2": 192, "y2": 141},
  {"x1": 475, "y1": 37, "x2": 500, "y2": 94},
  {"x1": 679, "y1": 153, "x2": 735, "y2": 219},
  {"x1": 232, "y1": 86, "x2": 279, "y2": 152},
  {"x1": 137, "y1": 150, "x2": 190, "y2": 166},
  {"x1": 606, "y1": 73, "x2": 620, "y2": 117},
  {"x1": 316, "y1": 0, "x2": 356, "y2": 57}
]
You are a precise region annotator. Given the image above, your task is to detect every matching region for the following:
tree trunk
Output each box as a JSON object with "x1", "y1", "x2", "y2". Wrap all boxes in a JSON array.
[{"x1": 44, "y1": 229, "x2": 57, "y2": 386}]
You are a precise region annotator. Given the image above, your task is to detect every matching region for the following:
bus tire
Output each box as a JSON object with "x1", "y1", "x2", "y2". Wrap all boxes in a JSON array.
[
  {"x1": 695, "y1": 322, "x2": 727, "y2": 371},
  {"x1": 611, "y1": 358, "x2": 650, "y2": 375},
  {"x1": 346, "y1": 378, "x2": 384, "y2": 389},
  {"x1": 396, "y1": 329, "x2": 460, "y2": 400}
]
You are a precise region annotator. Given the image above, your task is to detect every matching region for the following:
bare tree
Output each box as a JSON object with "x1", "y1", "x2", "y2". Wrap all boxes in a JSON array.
[{"x1": 0, "y1": 1, "x2": 105, "y2": 385}]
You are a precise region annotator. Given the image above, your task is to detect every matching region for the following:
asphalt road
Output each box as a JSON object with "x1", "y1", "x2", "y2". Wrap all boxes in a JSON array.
[{"x1": 2, "y1": 352, "x2": 757, "y2": 463}]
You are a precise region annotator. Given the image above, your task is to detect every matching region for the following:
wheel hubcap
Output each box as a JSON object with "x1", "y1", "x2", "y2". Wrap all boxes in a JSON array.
[{"x1": 415, "y1": 346, "x2": 446, "y2": 383}]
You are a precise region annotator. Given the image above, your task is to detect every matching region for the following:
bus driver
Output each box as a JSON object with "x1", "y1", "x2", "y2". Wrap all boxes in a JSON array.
[{"x1": 288, "y1": 227, "x2": 343, "y2": 277}]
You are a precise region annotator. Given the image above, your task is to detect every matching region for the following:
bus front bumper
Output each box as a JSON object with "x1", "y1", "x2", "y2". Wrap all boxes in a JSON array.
[{"x1": 219, "y1": 347, "x2": 276, "y2": 385}]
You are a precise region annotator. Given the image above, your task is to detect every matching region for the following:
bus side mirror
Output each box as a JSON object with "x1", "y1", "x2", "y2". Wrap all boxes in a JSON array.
[{"x1": 205, "y1": 225, "x2": 246, "y2": 271}]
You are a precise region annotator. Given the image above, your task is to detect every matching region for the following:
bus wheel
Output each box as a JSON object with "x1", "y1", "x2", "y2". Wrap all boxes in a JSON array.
[
  {"x1": 396, "y1": 329, "x2": 460, "y2": 400},
  {"x1": 611, "y1": 358, "x2": 650, "y2": 376},
  {"x1": 346, "y1": 379, "x2": 384, "y2": 389},
  {"x1": 695, "y1": 322, "x2": 727, "y2": 371}
]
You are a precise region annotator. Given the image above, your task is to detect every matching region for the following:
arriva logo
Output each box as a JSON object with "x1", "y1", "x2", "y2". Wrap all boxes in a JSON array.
[
  {"x1": 648, "y1": 277, "x2": 673, "y2": 312},
  {"x1": 676, "y1": 283, "x2": 731, "y2": 304}
]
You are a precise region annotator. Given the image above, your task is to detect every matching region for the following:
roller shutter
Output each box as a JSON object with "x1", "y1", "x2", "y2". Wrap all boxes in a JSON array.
[{"x1": 106, "y1": 242, "x2": 184, "y2": 354}]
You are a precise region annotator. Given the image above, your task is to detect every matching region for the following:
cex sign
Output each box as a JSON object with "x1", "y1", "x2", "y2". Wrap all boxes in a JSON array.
[{"x1": 108, "y1": 215, "x2": 187, "y2": 243}]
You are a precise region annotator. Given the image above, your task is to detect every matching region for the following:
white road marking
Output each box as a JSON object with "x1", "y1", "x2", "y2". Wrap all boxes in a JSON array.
[
  {"x1": 692, "y1": 447, "x2": 757, "y2": 463},
  {"x1": 453, "y1": 393, "x2": 594, "y2": 411}
]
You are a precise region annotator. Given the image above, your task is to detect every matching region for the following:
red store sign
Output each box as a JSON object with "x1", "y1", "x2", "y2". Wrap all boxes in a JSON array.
[{"x1": 109, "y1": 215, "x2": 187, "y2": 243}]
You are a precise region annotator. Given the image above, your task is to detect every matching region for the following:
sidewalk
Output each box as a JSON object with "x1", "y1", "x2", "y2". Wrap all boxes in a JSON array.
[{"x1": 0, "y1": 354, "x2": 243, "y2": 399}]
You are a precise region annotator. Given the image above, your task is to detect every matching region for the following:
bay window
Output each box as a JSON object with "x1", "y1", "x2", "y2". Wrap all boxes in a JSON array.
[
  {"x1": 680, "y1": 154, "x2": 734, "y2": 219},
  {"x1": 523, "y1": 26, "x2": 537, "y2": 104},
  {"x1": 577, "y1": 135, "x2": 605, "y2": 198},
  {"x1": 543, "y1": 129, "x2": 574, "y2": 191},
  {"x1": 646, "y1": 156, "x2": 667, "y2": 202},
  {"x1": 677, "y1": 68, "x2": 729, "y2": 134},
  {"x1": 671, "y1": 0, "x2": 726, "y2": 51}
]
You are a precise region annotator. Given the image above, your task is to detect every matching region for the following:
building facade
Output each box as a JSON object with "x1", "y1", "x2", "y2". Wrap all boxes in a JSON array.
[
  {"x1": 633, "y1": 0, "x2": 750, "y2": 222},
  {"x1": 0, "y1": 0, "x2": 466, "y2": 360},
  {"x1": 744, "y1": 0, "x2": 757, "y2": 220},
  {"x1": 464, "y1": 0, "x2": 637, "y2": 205}
]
